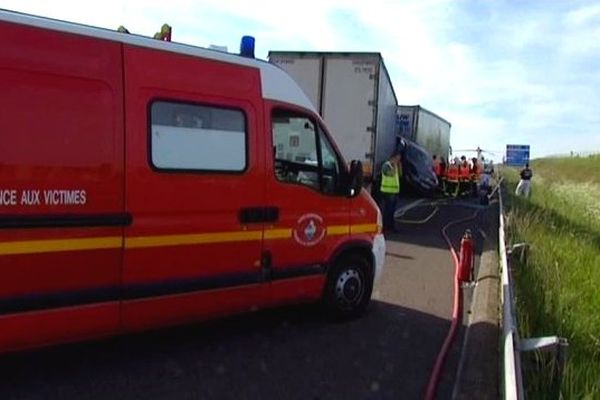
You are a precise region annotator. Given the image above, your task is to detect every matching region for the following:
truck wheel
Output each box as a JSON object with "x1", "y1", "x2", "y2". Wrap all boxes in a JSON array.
[{"x1": 323, "y1": 254, "x2": 373, "y2": 319}]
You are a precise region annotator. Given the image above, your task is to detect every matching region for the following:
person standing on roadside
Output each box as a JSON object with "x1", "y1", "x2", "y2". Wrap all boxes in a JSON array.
[
  {"x1": 380, "y1": 152, "x2": 402, "y2": 232},
  {"x1": 515, "y1": 163, "x2": 533, "y2": 197}
]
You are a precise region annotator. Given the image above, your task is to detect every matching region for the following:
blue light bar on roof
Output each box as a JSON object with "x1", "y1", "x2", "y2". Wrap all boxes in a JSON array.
[{"x1": 240, "y1": 35, "x2": 255, "y2": 58}]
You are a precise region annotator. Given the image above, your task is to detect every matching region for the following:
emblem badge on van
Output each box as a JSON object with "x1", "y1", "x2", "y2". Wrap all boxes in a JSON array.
[{"x1": 293, "y1": 213, "x2": 325, "y2": 246}]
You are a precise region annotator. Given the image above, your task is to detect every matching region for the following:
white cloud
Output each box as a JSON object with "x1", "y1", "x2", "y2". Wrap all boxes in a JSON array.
[{"x1": 565, "y1": 3, "x2": 600, "y2": 26}]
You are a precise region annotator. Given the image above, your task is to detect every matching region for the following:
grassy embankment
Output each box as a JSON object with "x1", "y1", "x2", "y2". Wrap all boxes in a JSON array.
[{"x1": 503, "y1": 154, "x2": 600, "y2": 399}]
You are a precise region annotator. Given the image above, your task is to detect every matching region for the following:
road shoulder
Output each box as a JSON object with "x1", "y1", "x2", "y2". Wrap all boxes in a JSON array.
[{"x1": 453, "y1": 217, "x2": 500, "y2": 400}]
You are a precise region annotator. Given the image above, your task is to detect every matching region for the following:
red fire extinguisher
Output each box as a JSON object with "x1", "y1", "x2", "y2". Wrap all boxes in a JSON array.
[{"x1": 458, "y1": 229, "x2": 474, "y2": 282}]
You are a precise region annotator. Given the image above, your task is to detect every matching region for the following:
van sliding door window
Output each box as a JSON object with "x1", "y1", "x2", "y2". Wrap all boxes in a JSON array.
[
  {"x1": 150, "y1": 101, "x2": 246, "y2": 172},
  {"x1": 272, "y1": 109, "x2": 342, "y2": 194}
]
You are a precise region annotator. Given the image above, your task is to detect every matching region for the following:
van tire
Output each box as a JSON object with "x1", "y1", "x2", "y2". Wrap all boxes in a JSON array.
[{"x1": 322, "y1": 254, "x2": 373, "y2": 319}]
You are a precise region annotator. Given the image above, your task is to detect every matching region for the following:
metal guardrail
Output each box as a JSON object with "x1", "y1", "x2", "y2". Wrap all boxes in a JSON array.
[
  {"x1": 498, "y1": 179, "x2": 568, "y2": 400},
  {"x1": 499, "y1": 182, "x2": 522, "y2": 399}
]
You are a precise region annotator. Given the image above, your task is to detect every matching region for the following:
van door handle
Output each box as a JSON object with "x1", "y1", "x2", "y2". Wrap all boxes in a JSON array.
[{"x1": 239, "y1": 207, "x2": 279, "y2": 224}]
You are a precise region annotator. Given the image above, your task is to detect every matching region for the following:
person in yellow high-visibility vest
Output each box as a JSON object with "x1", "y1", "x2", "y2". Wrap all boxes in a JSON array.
[{"x1": 379, "y1": 152, "x2": 402, "y2": 232}]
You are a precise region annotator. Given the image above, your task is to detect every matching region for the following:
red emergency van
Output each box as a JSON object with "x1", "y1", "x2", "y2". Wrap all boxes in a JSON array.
[{"x1": 0, "y1": 10, "x2": 386, "y2": 353}]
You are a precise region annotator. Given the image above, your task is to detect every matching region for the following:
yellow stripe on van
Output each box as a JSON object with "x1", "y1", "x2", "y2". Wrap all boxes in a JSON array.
[
  {"x1": 0, "y1": 236, "x2": 122, "y2": 256},
  {"x1": 327, "y1": 225, "x2": 350, "y2": 236},
  {"x1": 125, "y1": 230, "x2": 262, "y2": 249},
  {"x1": 350, "y1": 224, "x2": 379, "y2": 234},
  {"x1": 0, "y1": 224, "x2": 380, "y2": 256},
  {"x1": 264, "y1": 228, "x2": 292, "y2": 240}
]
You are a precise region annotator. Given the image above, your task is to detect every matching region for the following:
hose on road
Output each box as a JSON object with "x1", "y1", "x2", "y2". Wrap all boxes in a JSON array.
[
  {"x1": 423, "y1": 207, "x2": 481, "y2": 400},
  {"x1": 396, "y1": 206, "x2": 440, "y2": 224}
]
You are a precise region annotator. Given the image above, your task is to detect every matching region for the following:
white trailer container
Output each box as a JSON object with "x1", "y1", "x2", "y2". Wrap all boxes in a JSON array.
[
  {"x1": 268, "y1": 51, "x2": 398, "y2": 180},
  {"x1": 397, "y1": 105, "x2": 451, "y2": 160}
]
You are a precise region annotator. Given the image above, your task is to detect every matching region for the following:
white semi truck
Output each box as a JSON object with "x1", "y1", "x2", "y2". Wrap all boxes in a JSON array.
[{"x1": 268, "y1": 51, "x2": 398, "y2": 181}]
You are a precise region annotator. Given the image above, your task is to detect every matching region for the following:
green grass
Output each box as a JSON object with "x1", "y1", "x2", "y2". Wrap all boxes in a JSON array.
[
  {"x1": 503, "y1": 156, "x2": 600, "y2": 399},
  {"x1": 533, "y1": 154, "x2": 600, "y2": 185}
]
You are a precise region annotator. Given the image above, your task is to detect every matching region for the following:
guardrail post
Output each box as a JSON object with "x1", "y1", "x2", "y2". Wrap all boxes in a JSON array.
[
  {"x1": 556, "y1": 338, "x2": 568, "y2": 396},
  {"x1": 520, "y1": 337, "x2": 569, "y2": 399},
  {"x1": 508, "y1": 243, "x2": 530, "y2": 264}
]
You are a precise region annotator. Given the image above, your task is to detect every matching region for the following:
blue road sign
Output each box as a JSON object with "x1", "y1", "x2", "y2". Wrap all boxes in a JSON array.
[{"x1": 506, "y1": 144, "x2": 530, "y2": 166}]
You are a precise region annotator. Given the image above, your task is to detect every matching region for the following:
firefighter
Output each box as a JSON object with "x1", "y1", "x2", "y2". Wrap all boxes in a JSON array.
[
  {"x1": 458, "y1": 156, "x2": 470, "y2": 195},
  {"x1": 439, "y1": 156, "x2": 447, "y2": 193},
  {"x1": 379, "y1": 152, "x2": 402, "y2": 232},
  {"x1": 445, "y1": 158, "x2": 460, "y2": 197},
  {"x1": 470, "y1": 157, "x2": 480, "y2": 197}
]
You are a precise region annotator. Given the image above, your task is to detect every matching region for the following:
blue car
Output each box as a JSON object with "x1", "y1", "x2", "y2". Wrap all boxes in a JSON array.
[{"x1": 397, "y1": 138, "x2": 439, "y2": 196}]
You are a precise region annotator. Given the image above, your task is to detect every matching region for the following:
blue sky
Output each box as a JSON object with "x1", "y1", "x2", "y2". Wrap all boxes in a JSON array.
[{"x1": 2, "y1": 0, "x2": 600, "y2": 160}]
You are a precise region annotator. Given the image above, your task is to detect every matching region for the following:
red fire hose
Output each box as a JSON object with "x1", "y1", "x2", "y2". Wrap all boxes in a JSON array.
[{"x1": 424, "y1": 210, "x2": 479, "y2": 400}]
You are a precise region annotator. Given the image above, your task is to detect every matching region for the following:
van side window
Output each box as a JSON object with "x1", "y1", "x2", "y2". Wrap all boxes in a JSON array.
[
  {"x1": 272, "y1": 109, "x2": 343, "y2": 195},
  {"x1": 150, "y1": 101, "x2": 246, "y2": 172}
]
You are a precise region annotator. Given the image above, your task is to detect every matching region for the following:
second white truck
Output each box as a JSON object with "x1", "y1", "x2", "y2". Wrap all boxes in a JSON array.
[{"x1": 396, "y1": 105, "x2": 451, "y2": 160}]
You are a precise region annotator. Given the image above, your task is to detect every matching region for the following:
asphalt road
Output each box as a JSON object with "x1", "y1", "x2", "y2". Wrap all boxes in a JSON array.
[{"x1": 0, "y1": 198, "x2": 493, "y2": 400}]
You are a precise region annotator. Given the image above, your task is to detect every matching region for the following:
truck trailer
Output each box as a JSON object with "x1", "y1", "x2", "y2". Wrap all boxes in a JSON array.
[
  {"x1": 396, "y1": 105, "x2": 451, "y2": 160},
  {"x1": 268, "y1": 52, "x2": 398, "y2": 181}
]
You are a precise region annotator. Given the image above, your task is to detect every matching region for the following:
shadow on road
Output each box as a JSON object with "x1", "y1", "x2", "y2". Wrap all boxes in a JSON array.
[{"x1": 0, "y1": 300, "x2": 455, "y2": 400}]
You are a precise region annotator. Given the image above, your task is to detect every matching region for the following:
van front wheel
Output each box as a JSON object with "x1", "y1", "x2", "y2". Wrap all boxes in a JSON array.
[{"x1": 323, "y1": 254, "x2": 373, "y2": 319}]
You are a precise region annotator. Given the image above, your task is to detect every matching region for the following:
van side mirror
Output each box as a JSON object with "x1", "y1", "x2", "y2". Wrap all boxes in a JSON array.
[{"x1": 348, "y1": 160, "x2": 363, "y2": 197}]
